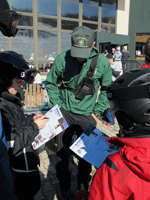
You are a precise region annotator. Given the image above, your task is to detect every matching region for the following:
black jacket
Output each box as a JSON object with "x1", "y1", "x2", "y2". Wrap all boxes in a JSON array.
[
  {"x1": 0, "y1": 91, "x2": 40, "y2": 171},
  {"x1": 122, "y1": 52, "x2": 130, "y2": 63}
]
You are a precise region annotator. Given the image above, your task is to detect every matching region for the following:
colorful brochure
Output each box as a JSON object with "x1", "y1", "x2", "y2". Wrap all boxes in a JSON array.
[
  {"x1": 32, "y1": 104, "x2": 68, "y2": 150},
  {"x1": 69, "y1": 125, "x2": 119, "y2": 168}
]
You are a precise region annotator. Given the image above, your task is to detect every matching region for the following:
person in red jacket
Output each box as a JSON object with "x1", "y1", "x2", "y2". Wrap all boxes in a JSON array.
[
  {"x1": 142, "y1": 37, "x2": 150, "y2": 68},
  {"x1": 88, "y1": 69, "x2": 150, "y2": 200}
]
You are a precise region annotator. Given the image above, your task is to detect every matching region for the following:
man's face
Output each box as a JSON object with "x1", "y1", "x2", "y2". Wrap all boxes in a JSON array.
[
  {"x1": 75, "y1": 42, "x2": 95, "y2": 63},
  {"x1": 76, "y1": 58, "x2": 86, "y2": 63},
  {"x1": 8, "y1": 78, "x2": 23, "y2": 95}
]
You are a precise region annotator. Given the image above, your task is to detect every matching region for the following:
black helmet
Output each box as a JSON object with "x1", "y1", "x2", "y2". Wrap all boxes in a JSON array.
[
  {"x1": 0, "y1": 51, "x2": 36, "y2": 89},
  {"x1": 107, "y1": 69, "x2": 150, "y2": 129}
]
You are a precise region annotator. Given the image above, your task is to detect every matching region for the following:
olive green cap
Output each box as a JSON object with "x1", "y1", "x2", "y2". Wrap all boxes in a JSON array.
[{"x1": 71, "y1": 26, "x2": 95, "y2": 58}]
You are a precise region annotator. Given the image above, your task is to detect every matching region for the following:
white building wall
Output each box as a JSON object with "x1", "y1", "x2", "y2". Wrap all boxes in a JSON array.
[{"x1": 116, "y1": 0, "x2": 130, "y2": 35}]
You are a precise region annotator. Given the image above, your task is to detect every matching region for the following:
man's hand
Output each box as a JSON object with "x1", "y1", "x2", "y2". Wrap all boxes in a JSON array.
[{"x1": 91, "y1": 113, "x2": 98, "y2": 122}]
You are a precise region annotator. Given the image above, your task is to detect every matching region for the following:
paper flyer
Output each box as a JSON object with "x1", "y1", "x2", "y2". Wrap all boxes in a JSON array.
[
  {"x1": 32, "y1": 104, "x2": 68, "y2": 150},
  {"x1": 70, "y1": 125, "x2": 119, "y2": 168}
]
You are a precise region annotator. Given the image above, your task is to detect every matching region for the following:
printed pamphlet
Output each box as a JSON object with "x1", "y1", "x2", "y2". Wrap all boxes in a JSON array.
[
  {"x1": 32, "y1": 104, "x2": 68, "y2": 150},
  {"x1": 69, "y1": 125, "x2": 119, "y2": 168}
]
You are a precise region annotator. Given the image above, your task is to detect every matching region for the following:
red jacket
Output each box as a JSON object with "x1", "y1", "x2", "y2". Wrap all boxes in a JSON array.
[
  {"x1": 141, "y1": 63, "x2": 150, "y2": 68},
  {"x1": 89, "y1": 137, "x2": 150, "y2": 200}
]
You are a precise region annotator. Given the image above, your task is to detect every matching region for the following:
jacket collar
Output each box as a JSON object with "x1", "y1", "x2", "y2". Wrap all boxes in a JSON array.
[{"x1": 1, "y1": 91, "x2": 21, "y2": 106}]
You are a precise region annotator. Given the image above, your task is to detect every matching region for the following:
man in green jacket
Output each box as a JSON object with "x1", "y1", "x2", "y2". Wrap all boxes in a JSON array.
[{"x1": 46, "y1": 26, "x2": 112, "y2": 199}]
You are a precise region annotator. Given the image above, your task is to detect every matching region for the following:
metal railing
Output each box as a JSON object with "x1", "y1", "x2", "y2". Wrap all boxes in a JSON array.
[{"x1": 124, "y1": 60, "x2": 142, "y2": 72}]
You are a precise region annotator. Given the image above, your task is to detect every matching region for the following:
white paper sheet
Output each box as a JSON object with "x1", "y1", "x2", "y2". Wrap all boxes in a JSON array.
[{"x1": 32, "y1": 104, "x2": 68, "y2": 150}]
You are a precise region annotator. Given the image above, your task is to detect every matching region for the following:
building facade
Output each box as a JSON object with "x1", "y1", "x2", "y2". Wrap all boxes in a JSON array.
[
  {"x1": 0, "y1": 0, "x2": 129, "y2": 70},
  {"x1": 1, "y1": 0, "x2": 150, "y2": 71},
  {"x1": 128, "y1": 0, "x2": 150, "y2": 62}
]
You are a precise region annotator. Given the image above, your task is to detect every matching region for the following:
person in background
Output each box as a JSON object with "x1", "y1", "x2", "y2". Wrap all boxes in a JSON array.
[
  {"x1": 46, "y1": 26, "x2": 112, "y2": 199},
  {"x1": 142, "y1": 37, "x2": 150, "y2": 69},
  {"x1": 113, "y1": 46, "x2": 123, "y2": 75},
  {"x1": 29, "y1": 53, "x2": 34, "y2": 60},
  {"x1": 0, "y1": 51, "x2": 48, "y2": 200},
  {"x1": 102, "y1": 49, "x2": 108, "y2": 56},
  {"x1": 122, "y1": 48, "x2": 130, "y2": 73},
  {"x1": 33, "y1": 69, "x2": 42, "y2": 85},
  {"x1": 101, "y1": 53, "x2": 120, "y2": 127},
  {"x1": 106, "y1": 53, "x2": 121, "y2": 82},
  {"x1": 111, "y1": 48, "x2": 116, "y2": 55},
  {"x1": 136, "y1": 49, "x2": 141, "y2": 56}
]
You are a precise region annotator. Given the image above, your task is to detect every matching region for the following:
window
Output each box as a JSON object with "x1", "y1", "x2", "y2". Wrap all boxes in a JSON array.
[
  {"x1": 38, "y1": 18, "x2": 57, "y2": 29},
  {"x1": 61, "y1": 32, "x2": 71, "y2": 53},
  {"x1": 82, "y1": 23, "x2": 98, "y2": 31},
  {"x1": 135, "y1": 33, "x2": 150, "y2": 60},
  {"x1": 101, "y1": 25, "x2": 115, "y2": 33},
  {"x1": 8, "y1": 0, "x2": 118, "y2": 71},
  {"x1": 0, "y1": 32, "x2": 8, "y2": 51},
  {"x1": 38, "y1": 30, "x2": 57, "y2": 60},
  {"x1": 12, "y1": 29, "x2": 34, "y2": 60},
  {"x1": 82, "y1": 0, "x2": 98, "y2": 22},
  {"x1": 61, "y1": 0, "x2": 79, "y2": 19},
  {"x1": 61, "y1": 20, "x2": 78, "y2": 30},
  {"x1": 102, "y1": 2, "x2": 116, "y2": 24},
  {"x1": 38, "y1": 0, "x2": 57, "y2": 16},
  {"x1": 10, "y1": 0, "x2": 33, "y2": 13},
  {"x1": 18, "y1": 16, "x2": 33, "y2": 26}
]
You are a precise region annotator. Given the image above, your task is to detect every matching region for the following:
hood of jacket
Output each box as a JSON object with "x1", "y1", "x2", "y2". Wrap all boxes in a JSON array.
[
  {"x1": 106, "y1": 136, "x2": 150, "y2": 181},
  {"x1": 0, "y1": 91, "x2": 21, "y2": 107}
]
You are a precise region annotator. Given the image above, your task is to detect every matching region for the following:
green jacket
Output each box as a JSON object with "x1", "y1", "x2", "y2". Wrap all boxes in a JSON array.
[{"x1": 46, "y1": 47, "x2": 112, "y2": 115}]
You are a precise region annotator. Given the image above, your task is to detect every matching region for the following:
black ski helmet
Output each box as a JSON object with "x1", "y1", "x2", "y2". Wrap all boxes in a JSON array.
[
  {"x1": 0, "y1": 51, "x2": 36, "y2": 90},
  {"x1": 107, "y1": 69, "x2": 150, "y2": 127}
]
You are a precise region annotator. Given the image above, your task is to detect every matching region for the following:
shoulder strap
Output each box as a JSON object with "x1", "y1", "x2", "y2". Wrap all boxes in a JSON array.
[
  {"x1": 60, "y1": 54, "x2": 99, "y2": 92},
  {"x1": 74, "y1": 54, "x2": 99, "y2": 88},
  {"x1": 86, "y1": 54, "x2": 99, "y2": 77}
]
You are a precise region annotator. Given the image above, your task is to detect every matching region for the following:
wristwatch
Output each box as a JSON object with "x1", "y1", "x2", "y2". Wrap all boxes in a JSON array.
[{"x1": 93, "y1": 113, "x2": 102, "y2": 120}]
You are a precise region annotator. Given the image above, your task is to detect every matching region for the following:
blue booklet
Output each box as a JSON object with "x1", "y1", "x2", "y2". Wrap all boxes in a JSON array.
[{"x1": 70, "y1": 124, "x2": 119, "y2": 168}]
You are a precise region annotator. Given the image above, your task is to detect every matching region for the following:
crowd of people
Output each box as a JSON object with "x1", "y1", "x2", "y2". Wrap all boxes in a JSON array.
[
  {"x1": 1, "y1": 23, "x2": 150, "y2": 200},
  {"x1": 103, "y1": 46, "x2": 130, "y2": 74}
]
